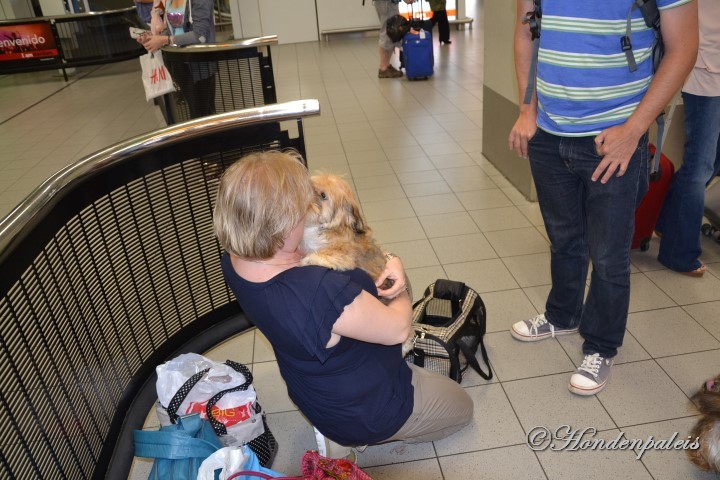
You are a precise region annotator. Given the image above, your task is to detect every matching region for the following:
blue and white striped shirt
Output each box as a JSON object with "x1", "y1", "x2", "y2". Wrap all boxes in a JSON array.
[{"x1": 536, "y1": 0, "x2": 693, "y2": 137}]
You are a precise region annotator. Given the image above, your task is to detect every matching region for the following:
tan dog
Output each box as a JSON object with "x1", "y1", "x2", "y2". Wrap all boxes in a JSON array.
[
  {"x1": 301, "y1": 173, "x2": 413, "y2": 356},
  {"x1": 301, "y1": 173, "x2": 387, "y2": 281},
  {"x1": 689, "y1": 375, "x2": 720, "y2": 472}
]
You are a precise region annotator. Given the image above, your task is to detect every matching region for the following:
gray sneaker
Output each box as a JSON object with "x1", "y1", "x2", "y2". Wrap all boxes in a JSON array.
[
  {"x1": 569, "y1": 353, "x2": 613, "y2": 396},
  {"x1": 511, "y1": 314, "x2": 579, "y2": 342}
]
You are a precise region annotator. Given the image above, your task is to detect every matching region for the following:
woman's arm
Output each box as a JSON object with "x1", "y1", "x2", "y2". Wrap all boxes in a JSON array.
[
  {"x1": 141, "y1": 33, "x2": 171, "y2": 53},
  {"x1": 331, "y1": 289, "x2": 413, "y2": 346}
]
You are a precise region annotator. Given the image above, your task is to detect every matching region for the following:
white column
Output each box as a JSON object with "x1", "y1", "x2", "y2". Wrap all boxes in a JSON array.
[
  {"x1": 456, "y1": 0, "x2": 466, "y2": 19},
  {"x1": 229, "y1": 0, "x2": 317, "y2": 44},
  {"x1": 38, "y1": 0, "x2": 67, "y2": 16}
]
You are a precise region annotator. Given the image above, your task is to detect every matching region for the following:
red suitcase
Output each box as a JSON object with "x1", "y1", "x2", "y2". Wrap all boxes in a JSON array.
[{"x1": 632, "y1": 144, "x2": 675, "y2": 251}]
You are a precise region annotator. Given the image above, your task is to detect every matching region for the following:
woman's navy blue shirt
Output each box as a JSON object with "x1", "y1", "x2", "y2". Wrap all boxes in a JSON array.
[{"x1": 221, "y1": 253, "x2": 413, "y2": 445}]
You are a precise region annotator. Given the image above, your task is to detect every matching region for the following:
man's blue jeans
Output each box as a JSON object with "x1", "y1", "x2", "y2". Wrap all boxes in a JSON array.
[
  {"x1": 529, "y1": 129, "x2": 649, "y2": 358},
  {"x1": 656, "y1": 92, "x2": 720, "y2": 272}
]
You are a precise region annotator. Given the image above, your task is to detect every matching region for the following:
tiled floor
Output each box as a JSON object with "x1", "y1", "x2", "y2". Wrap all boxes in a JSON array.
[{"x1": 3, "y1": 2, "x2": 720, "y2": 479}]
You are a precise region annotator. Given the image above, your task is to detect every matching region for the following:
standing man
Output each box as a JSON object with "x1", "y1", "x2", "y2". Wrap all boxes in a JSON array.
[
  {"x1": 374, "y1": 0, "x2": 415, "y2": 78},
  {"x1": 508, "y1": 0, "x2": 698, "y2": 395},
  {"x1": 656, "y1": 0, "x2": 720, "y2": 278}
]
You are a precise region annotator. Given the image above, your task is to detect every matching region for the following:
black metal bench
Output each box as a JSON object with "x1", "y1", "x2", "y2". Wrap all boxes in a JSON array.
[
  {"x1": 160, "y1": 36, "x2": 279, "y2": 124},
  {"x1": 0, "y1": 99, "x2": 320, "y2": 479}
]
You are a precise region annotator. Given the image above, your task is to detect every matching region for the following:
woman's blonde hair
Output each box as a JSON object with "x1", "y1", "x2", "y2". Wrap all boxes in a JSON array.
[{"x1": 213, "y1": 150, "x2": 313, "y2": 259}]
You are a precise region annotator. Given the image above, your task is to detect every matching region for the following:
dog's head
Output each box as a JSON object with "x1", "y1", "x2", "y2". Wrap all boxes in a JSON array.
[
  {"x1": 307, "y1": 173, "x2": 367, "y2": 234},
  {"x1": 693, "y1": 374, "x2": 720, "y2": 417}
]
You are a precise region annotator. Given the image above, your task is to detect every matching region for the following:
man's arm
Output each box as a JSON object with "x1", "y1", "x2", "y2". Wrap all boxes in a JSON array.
[
  {"x1": 592, "y1": 1, "x2": 698, "y2": 184},
  {"x1": 508, "y1": 0, "x2": 539, "y2": 160}
]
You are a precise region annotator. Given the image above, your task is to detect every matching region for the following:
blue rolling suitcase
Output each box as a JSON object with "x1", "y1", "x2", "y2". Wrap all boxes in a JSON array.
[{"x1": 402, "y1": 29, "x2": 434, "y2": 80}]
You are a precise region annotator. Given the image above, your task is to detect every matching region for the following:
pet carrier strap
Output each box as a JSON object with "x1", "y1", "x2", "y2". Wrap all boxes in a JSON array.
[{"x1": 457, "y1": 338, "x2": 492, "y2": 380}]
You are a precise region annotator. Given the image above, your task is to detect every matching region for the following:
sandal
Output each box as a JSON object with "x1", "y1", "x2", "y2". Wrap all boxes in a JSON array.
[{"x1": 681, "y1": 264, "x2": 706, "y2": 277}]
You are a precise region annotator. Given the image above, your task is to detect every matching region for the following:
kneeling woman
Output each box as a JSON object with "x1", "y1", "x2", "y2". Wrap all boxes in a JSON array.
[{"x1": 213, "y1": 150, "x2": 473, "y2": 458}]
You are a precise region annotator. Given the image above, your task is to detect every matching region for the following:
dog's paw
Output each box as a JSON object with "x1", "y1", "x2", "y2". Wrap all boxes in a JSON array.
[
  {"x1": 401, "y1": 334, "x2": 414, "y2": 358},
  {"x1": 301, "y1": 253, "x2": 341, "y2": 271}
]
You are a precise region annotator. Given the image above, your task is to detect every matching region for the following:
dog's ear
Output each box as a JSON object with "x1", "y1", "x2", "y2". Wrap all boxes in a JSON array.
[
  {"x1": 692, "y1": 390, "x2": 720, "y2": 416},
  {"x1": 335, "y1": 179, "x2": 367, "y2": 234},
  {"x1": 349, "y1": 200, "x2": 367, "y2": 235}
]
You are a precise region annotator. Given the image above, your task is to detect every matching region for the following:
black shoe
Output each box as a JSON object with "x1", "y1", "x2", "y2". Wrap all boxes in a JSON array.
[{"x1": 441, "y1": 40, "x2": 452, "y2": 45}]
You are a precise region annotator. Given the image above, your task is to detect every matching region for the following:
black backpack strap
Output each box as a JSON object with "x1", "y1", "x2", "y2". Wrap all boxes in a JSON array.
[
  {"x1": 623, "y1": 0, "x2": 662, "y2": 73},
  {"x1": 522, "y1": 0, "x2": 542, "y2": 105}
]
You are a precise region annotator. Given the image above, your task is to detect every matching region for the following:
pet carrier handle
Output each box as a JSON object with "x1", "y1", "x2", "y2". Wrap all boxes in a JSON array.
[
  {"x1": 457, "y1": 338, "x2": 493, "y2": 380},
  {"x1": 432, "y1": 279, "x2": 466, "y2": 301},
  {"x1": 166, "y1": 360, "x2": 253, "y2": 424}
]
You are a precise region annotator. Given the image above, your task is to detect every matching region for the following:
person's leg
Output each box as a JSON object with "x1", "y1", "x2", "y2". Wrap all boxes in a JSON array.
[
  {"x1": 193, "y1": 73, "x2": 217, "y2": 118},
  {"x1": 313, "y1": 427, "x2": 354, "y2": 460},
  {"x1": 383, "y1": 364, "x2": 473, "y2": 444},
  {"x1": 437, "y1": 10, "x2": 450, "y2": 43},
  {"x1": 529, "y1": 130, "x2": 588, "y2": 330},
  {"x1": 579, "y1": 133, "x2": 649, "y2": 359},
  {"x1": 379, "y1": 46, "x2": 393, "y2": 71},
  {"x1": 374, "y1": 0, "x2": 402, "y2": 77},
  {"x1": 657, "y1": 93, "x2": 720, "y2": 273},
  {"x1": 712, "y1": 131, "x2": 720, "y2": 180}
]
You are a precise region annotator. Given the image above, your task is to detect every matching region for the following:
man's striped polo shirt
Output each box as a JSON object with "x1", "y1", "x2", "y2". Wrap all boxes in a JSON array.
[{"x1": 536, "y1": 0, "x2": 693, "y2": 137}]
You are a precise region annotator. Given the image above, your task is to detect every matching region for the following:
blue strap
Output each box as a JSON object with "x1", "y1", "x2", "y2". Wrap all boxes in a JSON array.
[{"x1": 134, "y1": 414, "x2": 221, "y2": 460}]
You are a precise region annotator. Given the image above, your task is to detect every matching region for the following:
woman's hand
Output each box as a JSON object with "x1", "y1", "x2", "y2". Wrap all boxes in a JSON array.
[
  {"x1": 376, "y1": 254, "x2": 408, "y2": 299},
  {"x1": 141, "y1": 34, "x2": 168, "y2": 54}
]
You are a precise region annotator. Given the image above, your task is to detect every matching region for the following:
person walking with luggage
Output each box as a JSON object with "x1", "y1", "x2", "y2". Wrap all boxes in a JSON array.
[
  {"x1": 374, "y1": 0, "x2": 416, "y2": 78},
  {"x1": 508, "y1": 0, "x2": 698, "y2": 395},
  {"x1": 656, "y1": 0, "x2": 720, "y2": 278},
  {"x1": 429, "y1": 0, "x2": 451, "y2": 45}
]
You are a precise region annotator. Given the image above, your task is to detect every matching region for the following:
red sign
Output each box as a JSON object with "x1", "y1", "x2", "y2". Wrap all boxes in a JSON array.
[
  {"x1": 186, "y1": 401, "x2": 254, "y2": 427},
  {"x1": 0, "y1": 22, "x2": 59, "y2": 62}
]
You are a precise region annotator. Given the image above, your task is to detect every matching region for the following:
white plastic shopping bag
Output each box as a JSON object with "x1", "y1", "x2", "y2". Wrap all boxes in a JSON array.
[
  {"x1": 140, "y1": 50, "x2": 176, "y2": 102},
  {"x1": 155, "y1": 353, "x2": 264, "y2": 446},
  {"x1": 197, "y1": 445, "x2": 285, "y2": 480}
]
